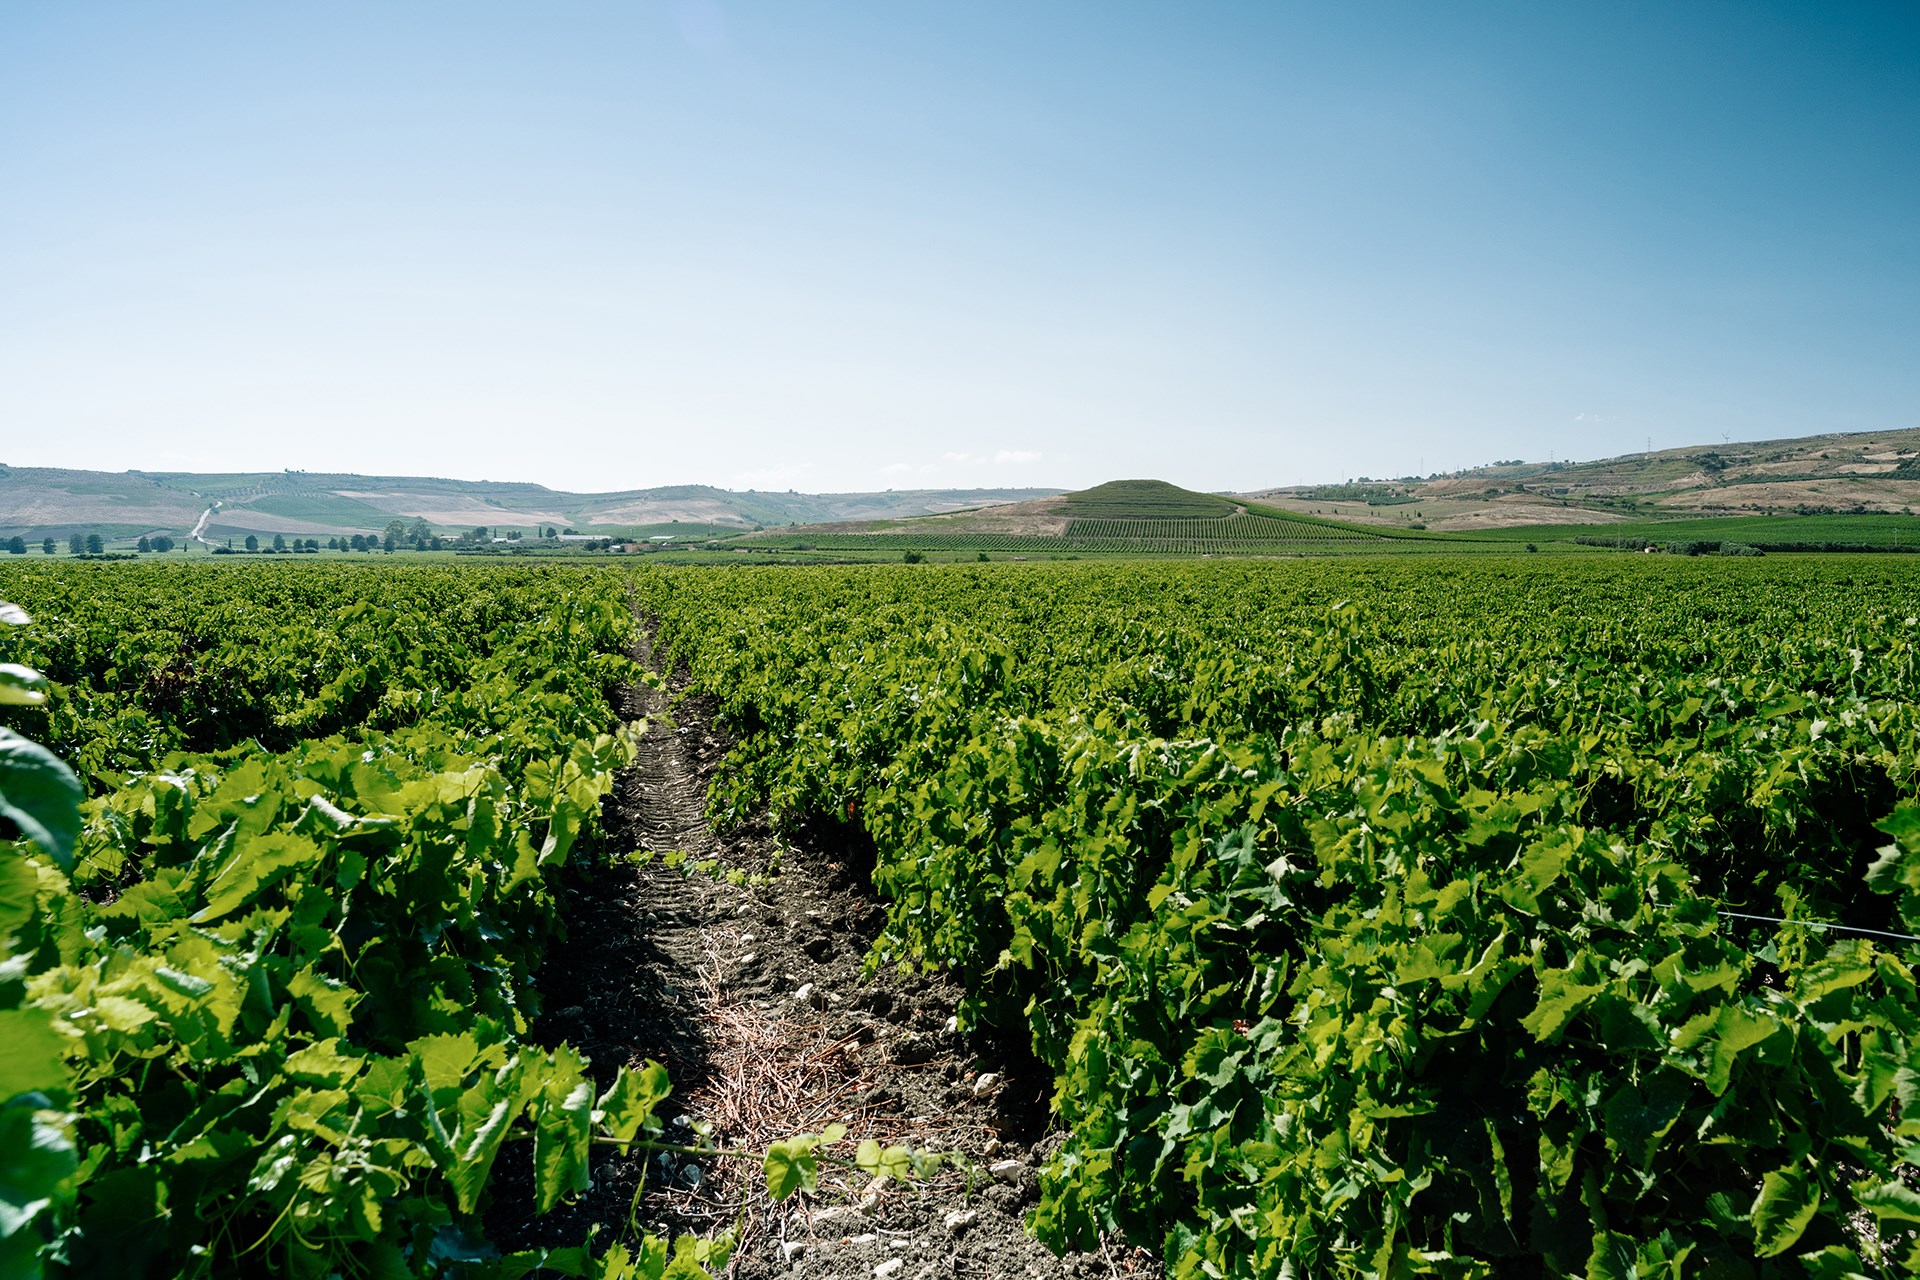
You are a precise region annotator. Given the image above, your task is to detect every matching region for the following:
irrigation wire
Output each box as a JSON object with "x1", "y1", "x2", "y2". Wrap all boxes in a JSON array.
[{"x1": 1715, "y1": 910, "x2": 1920, "y2": 946}]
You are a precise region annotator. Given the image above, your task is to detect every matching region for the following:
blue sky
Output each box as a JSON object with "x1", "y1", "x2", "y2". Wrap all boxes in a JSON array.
[{"x1": 2, "y1": 2, "x2": 1915, "y2": 493}]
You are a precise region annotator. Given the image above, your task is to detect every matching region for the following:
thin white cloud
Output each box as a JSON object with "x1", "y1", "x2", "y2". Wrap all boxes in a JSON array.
[
  {"x1": 882, "y1": 462, "x2": 913, "y2": 475},
  {"x1": 994, "y1": 449, "x2": 1042, "y2": 463},
  {"x1": 942, "y1": 451, "x2": 973, "y2": 462}
]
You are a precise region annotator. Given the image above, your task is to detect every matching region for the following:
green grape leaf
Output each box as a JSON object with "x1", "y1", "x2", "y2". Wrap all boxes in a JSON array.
[
  {"x1": 764, "y1": 1125, "x2": 845, "y2": 1201},
  {"x1": 532, "y1": 1050, "x2": 594, "y2": 1213},
  {"x1": 0, "y1": 1102, "x2": 76, "y2": 1262},
  {"x1": 1798, "y1": 1246, "x2": 1872, "y2": 1280},
  {"x1": 1750, "y1": 1164, "x2": 1819, "y2": 1257},
  {"x1": 0, "y1": 855, "x2": 38, "y2": 943},
  {"x1": 1856, "y1": 1178, "x2": 1920, "y2": 1225},
  {"x1": 0, "y1": 666, "x2": 48, "y2": 708},
  {"x1": 596, "y1": 1061, "x2": 671, "y2": 1150},
  {"x1": 0, "y1": 730, "x2": 82, "y2": 870},
  {"x1": 0, "y1": 1011, "x2": 68, "y2": 1103},
  {"x1": 191, "y1": 832, "x2": 327, "y2": 923},
  {"x1": 762, "y1": 1138, "x2": 814, "y2": 1202},
  {"x1": 1521, "y1": 970, "x2": 1605, "y2": 1043},
  {"x1": 448, "y1": 1080, "x2": 525, "y2": 1215},
  {"x1": 288, "y1": 966, "x2": 362, "y2": 1039},
  {"x1": 854, "y1": 1140, "x2": 915, "y2": 1182}
]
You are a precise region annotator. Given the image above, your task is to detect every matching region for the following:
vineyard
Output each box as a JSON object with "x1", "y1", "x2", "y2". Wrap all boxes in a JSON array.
[
  {"x1": 0, "y1": 563, "x2": 743, "y2": 1279},
  {"x1": 1060, "y1": 512, "x2": 1407, "y2": 554},
  {"x1": 639, "y1": 557, "x2": 1920, "y2": 1278},
  {"x1": 4, "y1": 555, "x2": 1920, "y2": 1277},
  {"x1": 748, "y1": 509, "x2": 1453, "y2": 558},
  {"x1": 1476, "y1": 513, "x2": 1920, "y2": 552}
]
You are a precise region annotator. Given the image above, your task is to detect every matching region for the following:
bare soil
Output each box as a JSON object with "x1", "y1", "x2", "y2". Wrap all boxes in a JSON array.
[{"x1": 488, "y1": 623, "x2": 1158, "y2": 1280}]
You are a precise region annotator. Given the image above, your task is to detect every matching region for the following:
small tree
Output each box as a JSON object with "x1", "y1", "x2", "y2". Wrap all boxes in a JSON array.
[
  {"x1": 85, "y1": 534, "x2": 103, "y2": 555},
  {"x1": 383, "y1": 534, "x2": 397, "y2": 553},
  {"x1": 472, "y1": 526, "x2": 490, "y2": 542},
  {"x1": 408, "y1": 517, "x2": 431, "y2": 544},
  {"x1": 136, "y1": 536, "x2": 151, "y2": 553},
  {"x1": 68, "y1": 533, "x2": 84, "y2": 555},
  {"x1": 384, "y1": 519, "x2": 408, "y2": 547},
  {"x1": 151, "y1": 536, "x2": 174, "y2": 553},
  {"x1": 244, "y1": 534, "x2": 259, "y2": 552},
  {"x1": 41, "y1": 538, "x2": 55, "y2": 555},
  {"x1": 272, "y1": 534, "x2": 287, "y2": 552},
  {"x1": 6, "y1": 536, "x2": 25, "y2": 555}
]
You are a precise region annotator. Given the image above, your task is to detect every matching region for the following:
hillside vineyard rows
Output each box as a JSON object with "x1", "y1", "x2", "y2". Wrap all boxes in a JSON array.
[{"x1": 1, "y1": 557, "x2": 1917, "y2": 1277}]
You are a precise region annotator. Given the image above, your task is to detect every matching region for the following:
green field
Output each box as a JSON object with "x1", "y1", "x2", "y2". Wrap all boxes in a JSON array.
[
  {"x1": 4, "y1": 556, "x2": 1918, "y2": 1277},
  {"x1": 741, "y1": 482, "x2": 1469, "y2": 556},
  {"x1": 239, "y1": 491, "x2": 403, "y2": 527},
  {"x1": 0, "y1": 563, "x2": 683, "y2": 1278},
  {"x1": 1476, "y1": 511, "x2": 1920, "y2": 549},
  {"x1": 593, "y1": 521, "x2": 751, "y2": 540},
  {"x1": 642, "y1": 556, "x2": 1920, "y2": 1277}
]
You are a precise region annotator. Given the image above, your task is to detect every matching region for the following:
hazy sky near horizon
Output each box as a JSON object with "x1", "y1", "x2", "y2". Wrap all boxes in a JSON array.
[{"x1": 3, "y1": 3, "x2": 1917, "y2": 494}]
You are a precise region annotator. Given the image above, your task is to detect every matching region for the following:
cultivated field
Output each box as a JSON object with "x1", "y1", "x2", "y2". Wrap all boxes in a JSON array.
[{"x1": 3, "y1": 555, "x2": 1918, "y2": 1278}]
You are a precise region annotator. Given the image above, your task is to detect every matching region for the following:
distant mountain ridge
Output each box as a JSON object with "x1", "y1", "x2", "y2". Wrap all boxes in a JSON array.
[{"x1": 0, "y1": 466, "x2": 1063, "y2": 539}]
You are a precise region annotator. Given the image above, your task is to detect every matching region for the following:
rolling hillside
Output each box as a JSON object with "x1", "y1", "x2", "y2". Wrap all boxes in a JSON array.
[
  {"x1": 734, "y1": 479, "x2": 1458, "y2": 557},
  {"x1": 11, "y1": 426, "x2": 1919, "y2": 550},
  {"x1": 0, "y1": 466, "x2": 1060, "y2": 539},
  {"x1": 729, "y1": 468, "x2": 1920, "y2": 558},
  {"x1": 1247, "y1": 426, "x2": 1920, "y2": 532}
]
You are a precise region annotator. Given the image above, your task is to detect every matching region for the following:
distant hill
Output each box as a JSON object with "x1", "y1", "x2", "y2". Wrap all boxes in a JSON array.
[
  {"x1": 1059, "y1": 479, "x2": 1240, "y2": 519},
  {"x1": 733, "y1": 478, "x2": 1439, "y2": 557},
  {"x1": 732, "y1": 455, "x2": 1920, "y2": 560},
  {"x1": 1246, "y1": 426, "x2": 1920, "y2": 532},
  {"x1": 0, "y1": 466, "x2": 1062, "y2": 539}
]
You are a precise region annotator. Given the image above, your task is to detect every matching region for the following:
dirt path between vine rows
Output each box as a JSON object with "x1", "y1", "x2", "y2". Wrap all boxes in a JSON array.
[{"x1": 491, "y1": 621, "x2": 1159, "y2": 1280}]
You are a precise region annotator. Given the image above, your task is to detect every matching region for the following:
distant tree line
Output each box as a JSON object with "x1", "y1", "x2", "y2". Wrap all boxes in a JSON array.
[
  {"x1": 7, "y1": 517, "x2": 543, "y2": 557},
  {"x1": 215, "y1": 535, "x2": 322, "y2": 554}
]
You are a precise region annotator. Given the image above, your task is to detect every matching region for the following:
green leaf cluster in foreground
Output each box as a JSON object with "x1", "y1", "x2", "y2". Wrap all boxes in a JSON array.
[
  {"x1": 643, "y1": 557, "x2": 1920, "y2": 1278},
  {"x1": 0, "y1": 565, "x2": 700, "y2": 1279}
]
